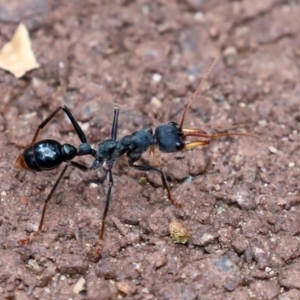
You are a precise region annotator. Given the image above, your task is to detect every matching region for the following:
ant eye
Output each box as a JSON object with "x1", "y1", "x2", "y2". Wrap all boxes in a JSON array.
[
  {"x1": 168, "y1": 122, "x2": 178, "y2": 128},
  {"x1": 175, "y1": 142, "x2": 184, "y2": 150}
]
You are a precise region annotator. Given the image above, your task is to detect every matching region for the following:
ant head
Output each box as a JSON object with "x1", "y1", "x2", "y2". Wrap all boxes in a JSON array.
[{"x1": 155, "y1": 122, "x2": 184, "y2": 153}]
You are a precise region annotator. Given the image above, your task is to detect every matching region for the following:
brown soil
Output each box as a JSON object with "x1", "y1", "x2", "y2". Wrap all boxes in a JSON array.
[{"x1": 1, "y1": 1, "x2": 300, "y2": 299}]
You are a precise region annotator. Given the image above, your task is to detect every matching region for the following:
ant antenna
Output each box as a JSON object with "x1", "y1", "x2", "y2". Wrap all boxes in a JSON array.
[
  {"x1": 183, "y1": 130, "x2": 260, "y2": 140},
  {"x1": 179, "y1": 57, "x2": 219, "y2": 129}
]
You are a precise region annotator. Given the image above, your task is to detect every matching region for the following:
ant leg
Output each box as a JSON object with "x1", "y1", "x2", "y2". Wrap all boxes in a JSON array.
[
  {"x1": 95, "y1": 164, "x2": 114, "y2": 257},
  {"x1": 12, "y1": 106, "x2": 63, "y2": 148},
  {"x1": 70, "y1": 161, "x2": 90, "y2": 172},
  {"x1": 94, "y1": 109, "x2": 119, "y2": 257},
  {"x1": 30, "y1": 105, "x2": 88, "y2": 146},
  {"x1": 30, "y1": 106, "x2": 62, "y2": 145},
  {"x1": 111, "y1": 108, "x2": 120, "y2": 140},
  {"x1": 61, "y1": 106, "x2": 88, "y2": 144},
  {"x1": 18, "y1": 161, "x2": 89, "y2": 245},
  {"x1": 128, "y1": 161, "x2": 182, "y2": 208},
  {"x1": 150, "y1": 146, "x2": 158, "y2": 166},
  {"x1": 18, "y1": 164, "x2": 69, "y2": 245}
]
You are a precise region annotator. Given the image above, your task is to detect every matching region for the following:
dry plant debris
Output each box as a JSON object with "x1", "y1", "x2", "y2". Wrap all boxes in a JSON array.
[{"x1": 0, "y1": 22, "x2": 40, "y2": 78}]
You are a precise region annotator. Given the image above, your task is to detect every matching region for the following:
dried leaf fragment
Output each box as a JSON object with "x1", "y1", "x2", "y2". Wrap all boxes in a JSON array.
[
  {"x1": 169, "y1": 221, "x2": 189, "y2": 244},
  {"x1": 0, "y1": 23, "x2": 40, "y2": 78}
]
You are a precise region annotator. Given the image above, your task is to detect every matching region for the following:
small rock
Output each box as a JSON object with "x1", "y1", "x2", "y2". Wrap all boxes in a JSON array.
[
  {"x1": 73, "y1": 277, "x2": 86, "y2": 294},
  {"x1": 169, "y1": 221, "x2": 189, "y2": 244},
  {"x1": 56, "y1": 254, "x2": 89, "y2": 276},
  {"x1": 152, "y1": 73, "x2": 162, "y2": 83},
  {"x1": 145, "y1": 252, "x2": 167, "y2": 269},
  {"x1": 223, "y1": 47, "x2": 238, "y2": 66},
  {"x1": 96, "y1": 260, "x2": 116, "y2": 280},
  {"x1": 268, "y1": 146, "x2": 278, "y2": 154},
  {"x1": 116, "y1": 280, "x2": 137, "y2": 296},
  {"x1": 150, "y1": 96, "x2": 162, "y2": 108}
]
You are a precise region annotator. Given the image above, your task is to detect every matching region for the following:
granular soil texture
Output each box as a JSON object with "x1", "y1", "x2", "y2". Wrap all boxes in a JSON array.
[{"x1": 1, "y1": 1, "x2": 300, "y2": 299}]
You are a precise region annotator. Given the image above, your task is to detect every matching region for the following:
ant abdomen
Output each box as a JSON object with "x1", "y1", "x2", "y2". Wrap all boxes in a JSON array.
[{"x1": 15, "y1": 139, "x2": 77, "y2": 172}]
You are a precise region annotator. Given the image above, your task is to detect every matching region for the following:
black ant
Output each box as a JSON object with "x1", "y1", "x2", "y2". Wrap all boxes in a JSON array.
[{"x1": 15, "y1": 58, "x2": 257, "y2": 257}]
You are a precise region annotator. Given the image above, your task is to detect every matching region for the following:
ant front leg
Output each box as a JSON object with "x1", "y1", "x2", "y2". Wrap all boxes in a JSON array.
[
  {"x1": 93, "y1": 108, "x2": 120, "y2": 257},
  {"x1": 128, "y1": 159, "x2": 183, "y2": 208},
  {"x1": 94, "y1": 163, "x2": 114, "y2": 257}
]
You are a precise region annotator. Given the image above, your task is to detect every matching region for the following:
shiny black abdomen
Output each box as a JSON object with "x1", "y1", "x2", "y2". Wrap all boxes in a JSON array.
[{"x1": 24, "y1": 139, "x2": 77, "y2": 171}]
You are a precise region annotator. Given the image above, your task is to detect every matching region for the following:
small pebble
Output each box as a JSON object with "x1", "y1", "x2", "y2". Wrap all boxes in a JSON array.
[
  {"x1": 258, "y1": 120, "x2": 267, "y2": 126},
  {"x1": 58, "y1": 61, "x2": 65, "y2": 68},
  {"x1": 73, "y1": 277, "x2": 86, "y2": 294},
  {"x1": 194, "y1": 12, "x2": 204, "y2": 21},
  {"x1": 223, "y1": 47, "x2": 237, "y2": 66},
  {"x1": 187, "y1": 74, "x2": 196, "y2": 82},
  {"x1": 152, "y1": 73, "x2": 162, "y2": 83},
  {"x1": 169, "y1": 221, "x2": 189, "y2": 244},
  {"x1": 116, "y1": 280, "x2": 137, "y2": 296},
  {"x1": 209, "y1": 27, "x2": 219, "y2": 38},
  {"x1": 138, "y1": 177, "x2": 147, "y2": 186},
  {"x1": 268, "y1": 146, "x2": 278, "y2": 154},
  {"x1": 150, "y1": 96, "x2": 162, "y2": 108},
  {"x1": 223, "y1": 47, "x2": 237, "y2": 57}
]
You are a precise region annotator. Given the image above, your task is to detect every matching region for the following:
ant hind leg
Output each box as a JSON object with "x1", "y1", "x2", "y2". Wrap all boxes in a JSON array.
[{"x1": 18, "y1": 161, "x2": 89, "y2": 246}]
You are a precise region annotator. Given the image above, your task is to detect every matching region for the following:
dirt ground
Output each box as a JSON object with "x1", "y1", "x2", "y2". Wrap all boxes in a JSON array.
[{"x1": 0, "y1": 0, "x2": 300, "y2": 299}]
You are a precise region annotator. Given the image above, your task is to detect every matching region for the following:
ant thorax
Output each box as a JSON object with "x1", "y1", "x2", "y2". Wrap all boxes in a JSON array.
[{"x1": 91, "y1": 139, "x2": 124, "y2": 169}]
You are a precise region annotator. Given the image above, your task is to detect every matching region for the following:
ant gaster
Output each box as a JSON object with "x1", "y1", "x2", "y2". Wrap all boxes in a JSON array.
[{"x1": 14, "y1": 106, "x2": 95, "y2": 244}]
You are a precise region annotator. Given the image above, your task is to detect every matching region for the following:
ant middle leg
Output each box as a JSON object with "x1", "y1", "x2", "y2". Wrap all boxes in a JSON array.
[
  {"x1": 93, "y1": 108, "x2": 119, "y2": 257},
  {"x1": 95, "y1": 164, "x2": 114, "y2": 257}
]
